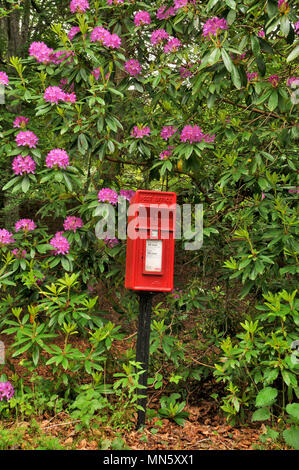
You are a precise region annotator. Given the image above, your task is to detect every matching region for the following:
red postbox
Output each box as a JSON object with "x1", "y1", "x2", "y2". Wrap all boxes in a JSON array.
[{"x1": 125, "y1": 190, "x2": 177, "y2": 292}]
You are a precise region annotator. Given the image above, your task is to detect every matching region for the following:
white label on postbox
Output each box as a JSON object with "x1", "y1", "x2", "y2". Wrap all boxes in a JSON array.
[{"x1": 145, "y1": 240, "x2": 162, "y2": 272}]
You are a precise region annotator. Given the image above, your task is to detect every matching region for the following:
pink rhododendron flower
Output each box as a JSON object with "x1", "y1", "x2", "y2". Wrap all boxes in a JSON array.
[
  {"x1": 160, "y1": 126, "x2": 178, "y2": 140},
  {"x1": 50, "y1": 50, "x2": 75, "y2": 65},
  {"x1": 247, "y1": 72, "x2": 258, "y2": 82},
  {"x1": 258, "y1": 30, "x2": 265, "y2": 37},
  {"x1": 46, "y1": 149, "x2": 70, "y2": 169},
  {"x1": 14, "y1": 219, "x2": 35, "y2": 233},
  {"x1": 180, "y1": 125, "x2": 215, "y2": 144},
  {"x1": 92, "y1": 68, "x2": 101, "y2": 80},
  {"x1": 180, "y1": 64, "x2": 193, "y2": 78},
  {"x1": 29, "y1": 42, "x2": 54, "y2": 64},
  {"x1": 105, "y1": 33, "x2": 121, "y2": 49},
  {"x1": 150, "y1": 29, "x2": 169, "y2": 45},
  {"x1": 131, "y1": 125, "x2": 151, "y2": 139},
  {"x1": 15, "y1": 219, "x2": 36, "y2": 232},
  {"x1": 63, "y1": 216, "x2": 84, "y2": 232},
  {"x1": 156, "y1": 5, "x2": 176, "y2": 20},
  {"x1": 64, "y1": 92, "x2": 77, "y2": 103},
  {"x1": 97, "y1": 188, "x2": 119, "y2": 205},
  {"x1": 0, "y1": 382, "x2": 14, "y2": 401},
  {"x1": 13, "y1": 116, "x2": 29, "y2": 128},
  {"x1": 278, "y1": 0, "x2": 289, "y2": 13},
  {"x1": 134, "y1": 11, "x2": 151, "y2": 26},
  {"x1": 16, "y1": 131, "x2": 39, "y2": 148},
  {"x1": 286, "y1": 77, "x2": 299, "y2": 87},
  {"x1": 50, "y1": 232, "x2": 70, "y2": 255},
  {"x1": 68, "y1": 26, "x2": 81, "y2": 40},
  {"x1": 295, "y1": 21, "x2": 299, "y2": 34},
  {"x1": 91, "y1": 26, "x2": 110, "y2": 43},
  {"x1": 119, "y1": 189, "x2": 135, "y2": 201},
  {"x1": 160, "y1": 146, "x2": 174, "y2": 160},
  {"x1": 164, "y1": 37, "x2": 182, "y2": 53},
  {"x1": 104, "y1": 237, "x2": 119, "y2": 248},
  {"x1": 12, "y1": 248, "x2": 27, "y2": 258},
  {"x1": 124, "y1": 59, "x2": 141, "y2": 76},
  {"x1": 269, "y1": 75, "x2": 279, "y2": 87},
  {"x1": 44, "y1": 86, "x2": 66, "y2": 104},
  {"x1": 174, "y1": 0, "x2": 188, "y2": 9},
  {"x1": 12, "y1": 155, "x2": 36, "y2": 175},
  {"x1": 202, "y1": 17, "x2": 228, "y2": 38},
  {"x1": 0, "y1": 229, "x2": 15, "y2": 246},
  {"x1": 0, "y1": 71, "x2": 9, "y2": 85},
  {"x1": 70, "y1": 0, "x2": 89, "y2": 13}
]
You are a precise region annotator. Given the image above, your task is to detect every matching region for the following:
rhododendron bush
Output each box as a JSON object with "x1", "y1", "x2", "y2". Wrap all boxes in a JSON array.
[{"x1": 0, "y1": 0, "x2": 298, "y2": 440}]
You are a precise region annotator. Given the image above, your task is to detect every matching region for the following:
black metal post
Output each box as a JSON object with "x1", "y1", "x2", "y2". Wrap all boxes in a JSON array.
[{"x1": 135, "y1": 291, "x2": 154, "y2": 429}]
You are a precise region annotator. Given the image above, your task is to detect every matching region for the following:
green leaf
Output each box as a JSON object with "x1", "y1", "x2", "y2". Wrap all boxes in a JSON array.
[
  {"x1": 252, "y1": 408, "x2": 271, "y2": 422},
  {"x1": 287, "y1": 45, "x2": 299, "y2": 63},
  {"x1": 2, "y1": 176, "x2": 21, "y2": 191},
  {"x1": 251, "y1": 34, "x2": 260, "y2": 57},
  {"x1": 286, "y1": 403, "x2": 299, "y2": 421},
  {"x1": 255, "y1": 387, "x2": 278, "y2": 407},
  {"x1": 221, "y1": 49, "x2": 233, "y2": 72},
  {"x1": 280, "y1": 15, "x2": 290, "y2": 37},
  {"x1": 21, "y1": 176, "x2": 30, "y2": 193},
  {"x1": 256, "y1": 55, "x2": 266, "y2": 77},
  {"x1": 283, "y1": 427, "x2": 299, "y2": 450},
  {"x1": 268, "y1": 90, "x2": 278, "y2": 111},
  {"x1": 231, "y1": 65, "x2": 241, "y2": 89}
]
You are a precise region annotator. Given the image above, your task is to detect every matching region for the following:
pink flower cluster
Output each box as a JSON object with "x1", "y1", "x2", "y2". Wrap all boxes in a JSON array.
[
  {"x1": 63, "y1": 216, "x2": 84, "y2": 232},
  {"x1": 44, "y1": 86, "x2": 76, "y2": 104},
  {"x1": 124, "y1": 59, "x2": 142, "y2": 76},
  {"x1": 12, "y1": 155, "x2": 36, "y2": 175},
  {"x1": 16, "y1": 131, "x2": 39, "y2": 148},
  {"x1": 104, "y1": 237, "x2": 119, "y2": 248},
  {"x1": 160, "y1": 125, "x2": 178, "y2": 140},
  {"x1": 13, "y1": 116, "x2": 29, "y2": 128},
  {"x1": 70, "y1": 0, "x2": 89, "y2": 14},
  {"x1": 29, "y1": 41, "x2": 54, "y2": 64},
  {"x1": 295, "y1": 21, "x2": 299, "y2": 34},
  {"x1": 50, "y1": 50, "x2": 75, "y2": 65},
  {"x1": 90, "y1": 26, "x2": 121, "y2": 48},
  {"x1": 174, "y1": 0, "x2": 188, "y2": 9},
  {"x1": 171, "y1": 288, "x2": 183, "y2": 300},
  {"x1": 90, "y1": 69, "x2": 99, "y2": 80},
  {"x1": 164, "y1": 37, "x2": 182, "y2": 53},
  {"x1": 0, "y1": 229, "x2": 15, "y2": 245},
  {"x1": 12, "y1": 248, "x2": 27, "y2": 258},
  {"x1": 50, "y1": 232, "x2": 70, "y2": 255},
  {"x1": 98, "y1": 188, "x2": 119, "y2": 205},
  {"x1": 119, "y1": 189, "x2": 135, "y2": 201},
  {"x1": 134, "y1": 11, "x2": 151, "y2": 26},
  {"x1": 15, "y1": 219, "x2": 36, "y2": 232},
  {"x1": 247, "y1": 72, "x2": 258, "y2": 82},
  {"x1": 202, "y1": 17, "x2": 228, "y2": 38},
  {"x1": 258, "y1": 30, "x2": 265, "y2": 37},
  {"x1": 150, "y1": 29, "x2": 169, "y2": 46},
  {"x1": 180, "y1": 125, "x2": 215, "y2": 144},
  {"x1": 46, "y1": 149, "x2": 70, "y2": 169},
  {"x1": 287, "y1": 77, "x2": 299, "y2": 87},
  {"x1": 156, "y1": 5, "x2": 176, "y2": 20},
  {"x1": 0, "y1": 71, "x2": 9, "y2": 85},
  {"x1": 160, "y1": 146, "x2": 174, "y2": 160},
  {"x1": 180, "y1": 64, "x2": 193, "y2": 78},
  {"x1": 268, "y1": 75, "x2": 279, "y2": 87},
  {"x1": 278, "y1": 0, "x2": 289, "y2": 12},
  {"x1": 0, "y1": 382, "x2": 15, "y2": 401},
  {"x1": 131, "y1": 125, "x2": 151, "y2": 139},
  {"x1": 68, "y1": 26, "x2": 81, "y2": 40}
]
